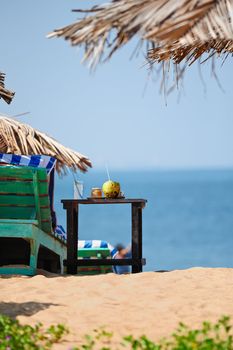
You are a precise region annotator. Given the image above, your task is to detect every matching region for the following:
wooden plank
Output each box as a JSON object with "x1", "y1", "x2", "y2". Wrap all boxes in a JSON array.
[
  {"x1": 63, "y1": 258, "x2": 146, "y2": 266},
  {"x1": 0, "y1": 204, "x2": 50, "y2": 208},
  {"x1": 0, "y1": 181, "x2": 34, "y2": 194},
  {"x1": 78, "y1": 248, "x2": 111, "y2": 258},
  {"x1": 0, "y1": 193, "x2": 48, "y2": 197},
  {"x1": 41, "y1": 222, "x2": 52, "y2": 234},
  {"x1": 0, "y1": 204, "x2": 49, "y2": 210},
  {"x1": 0, "y1": 219, "x2": 38, "y2": 224},
  {"x1": 131, "y1": 203, "x2": 143, "y2": 273},
  {"x1": 0, "y1": 207, "x2": 35, "y2": 219},
  {"x1": 40, "y1": 208, "x2": 52, "y2": 234},
  {"x1": 65, "y1": 202, "x2": 78, "y2": 274},
  {"x1": 33, "y1": 171, "x2": 41, "y2": 227},
  {"x1": 0, "y1": 195, "x2": 49, "y2": 206},
  {"x1": 0, "y1": 166, "x2": 48, "y2": 181},
  {"x1": 40, "y1": 207, "x2": 51, "y2": 218},
  {"x1": 0, "y1": 204, "x2": 35, "y2": 208},
  {"x1": 0, "y1": 267, "x2": 35, "y2": 276},
  {"x1": 34, "y1": 170, "x2": 52, "y2": 234},
  {"x1": 0, "y1": 181, "x2": 48, "y2": 195},
  {"x1": 0, "y1": 177, "x2": 47, "y2": 183},
  {"x1": 62, "y1": 198, "x2": 147, "y2": 205}
]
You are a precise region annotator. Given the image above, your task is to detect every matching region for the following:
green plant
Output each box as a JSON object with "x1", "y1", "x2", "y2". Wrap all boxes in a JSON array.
[
  {"x1": 73, "y1": 327, "x2": 114, "y2": 350},
  {"x1": 1, "y1": 313, "x2": 232, "y2": 350},
  {"x1": 73, "y1": 316, "x2": 233, "y2": 350},
  {"x1": 0, "y1": 314, "x2": 68, "y2": 350}
]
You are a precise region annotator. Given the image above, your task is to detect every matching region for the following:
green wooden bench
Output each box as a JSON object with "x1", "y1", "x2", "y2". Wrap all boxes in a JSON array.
[
  {"x1": 0, "y1": 166, "x2": 66, "y2": 276},
  {"x1": 63, "y1": 247, "x2": 113, "y2": 275},
  {"x1": 77, "y1": 248, "x2": 113, "y2": 275}
]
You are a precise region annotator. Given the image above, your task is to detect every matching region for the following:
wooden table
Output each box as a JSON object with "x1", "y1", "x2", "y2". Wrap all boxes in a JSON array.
[{"x1": 61, "y1": 198, "x2": 147, "y2": 274}]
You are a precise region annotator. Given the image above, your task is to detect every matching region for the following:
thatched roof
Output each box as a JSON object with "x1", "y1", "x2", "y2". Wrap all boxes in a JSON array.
[
  {"x1": 48, "y1": 0, "x2": 233, "y2": 70},
  {"x1": 0, "y1": 72, "x2": 15, "y2": 104},
  {"x1": 0, "y1": 116, "x2": 92, "y2": 173}
]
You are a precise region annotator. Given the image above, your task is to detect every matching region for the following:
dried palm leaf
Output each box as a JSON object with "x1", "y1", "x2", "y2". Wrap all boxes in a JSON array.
[
  {"x1": 0, "y1": 116, "x2": 92, "y2": 174},
  {"x1": 48, "y1": 0, "x2": 233, "y2": 74},
  {"x1": 0, "y1": 72, "x2": 15, "y2": 104},
  {"x1": 148, "y1": 0, "x2": 233, "y2": 65}
]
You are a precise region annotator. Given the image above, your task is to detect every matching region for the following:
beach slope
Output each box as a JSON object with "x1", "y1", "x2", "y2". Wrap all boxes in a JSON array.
[{"x1": 0, "y1": 268, "x2": 233, "y2": 349}]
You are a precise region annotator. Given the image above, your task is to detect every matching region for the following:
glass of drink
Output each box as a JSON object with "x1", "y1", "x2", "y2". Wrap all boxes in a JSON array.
[{"x1": 74, "y1": 180, "x2": 84, "y2": 199}]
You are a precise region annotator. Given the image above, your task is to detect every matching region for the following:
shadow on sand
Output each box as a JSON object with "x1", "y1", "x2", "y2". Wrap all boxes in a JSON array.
[{"x1": 0, "y1": 301, "x2": 60, "y2": 318}]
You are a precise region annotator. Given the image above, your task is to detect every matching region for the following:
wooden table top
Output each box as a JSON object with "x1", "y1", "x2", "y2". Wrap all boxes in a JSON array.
[{"x1": 62, "y1": 198, "x2": 147, "y2": 205}]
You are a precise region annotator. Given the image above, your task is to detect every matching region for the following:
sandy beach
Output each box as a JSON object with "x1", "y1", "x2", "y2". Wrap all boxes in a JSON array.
[{"x1": 0, "y1": 268, "x2": 233, "y2": 349}]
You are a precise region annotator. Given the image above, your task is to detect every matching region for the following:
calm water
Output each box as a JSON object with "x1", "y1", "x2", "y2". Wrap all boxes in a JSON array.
[{"x1": 54, "y1": 169, "x2": 233, "y2": 272}]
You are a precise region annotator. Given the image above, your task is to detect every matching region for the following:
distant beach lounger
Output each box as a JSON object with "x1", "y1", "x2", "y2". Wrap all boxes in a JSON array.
[{"x1": 55, "y1": 226, "x2": 117, "y2": 275}]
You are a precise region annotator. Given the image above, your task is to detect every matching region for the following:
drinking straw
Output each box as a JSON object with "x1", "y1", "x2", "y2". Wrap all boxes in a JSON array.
[{"x1": 105, "y1": 163, "x2": 111, "y2": 181}]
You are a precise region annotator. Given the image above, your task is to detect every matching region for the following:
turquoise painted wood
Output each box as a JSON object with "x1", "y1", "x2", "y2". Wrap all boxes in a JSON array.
[
  {"x1": 0, "y1": 166, "x2": 67, "y2": 276},
  {"x1": 0, "y1": 223, "x2": 67, "y2": 275},
  {"x1": 78, "y1": 248, "x2": 111, "y2": 258},
  {"x1": 0, "y1": 166, "x2": 52, "y2": 233}
]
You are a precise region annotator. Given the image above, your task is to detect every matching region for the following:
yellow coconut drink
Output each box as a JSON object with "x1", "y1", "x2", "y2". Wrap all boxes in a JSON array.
[{"x1": 102, "y1": 180, "x2": 120, "y2": 198}]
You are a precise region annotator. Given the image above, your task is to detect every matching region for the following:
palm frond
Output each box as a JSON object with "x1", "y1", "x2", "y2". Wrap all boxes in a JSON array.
[
  {"x1": 148, "y1": 0, "x2": 233, "y2": 65},
  {"x1": 48, "y1": 0, "x2": 233, "y2": 68},
  {"x1": 0, "y1": 116, "x2": 92, "y2": 174},
  {"x1": 0, "y1": 72, "x2": 15, "y2": 104}
]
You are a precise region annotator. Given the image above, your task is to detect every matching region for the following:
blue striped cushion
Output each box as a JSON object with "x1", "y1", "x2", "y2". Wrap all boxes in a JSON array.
[
  {"x1": 54, "y1": 225, "x2": 118, "y2": 258},
  {"x1": 0, "y1": 153, "x2": 56, "y2": 174}
]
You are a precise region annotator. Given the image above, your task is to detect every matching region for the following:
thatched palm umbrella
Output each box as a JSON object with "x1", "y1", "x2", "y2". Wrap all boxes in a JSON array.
[
  {"x1": 0, "y1": 116, "x2": 92, "y2": 173},
  {"x1": 0, "y1": 72, "x2": 15, "y2": 104},
  {"x1": 48, "y1": 0, "x2": 233, "y2": 79}
]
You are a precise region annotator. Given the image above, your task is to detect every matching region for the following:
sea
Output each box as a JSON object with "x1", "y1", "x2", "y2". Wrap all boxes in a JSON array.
[{"x1": 54, "y1": 169, "x2": 233, "y2": 272}]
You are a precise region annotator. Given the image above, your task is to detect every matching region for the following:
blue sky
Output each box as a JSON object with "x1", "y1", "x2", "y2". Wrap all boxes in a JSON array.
[{"x1": 0, "y1": 0, "x2": 233, "y2": 171}]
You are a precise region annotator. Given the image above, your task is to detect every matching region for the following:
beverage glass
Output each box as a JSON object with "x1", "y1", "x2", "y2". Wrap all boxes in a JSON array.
[
  {"x1": 91, "y1": 188, "x2": 102, "y2": 198},
  {"x1": 74, "y1": 180, "x2": 84, "y2": 199}
]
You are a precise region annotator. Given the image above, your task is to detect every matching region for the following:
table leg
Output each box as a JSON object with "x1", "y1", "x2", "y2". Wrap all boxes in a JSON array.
[
  {"x1": 131, "y1": 203, "x2": 143, "y2": 273},
  {"x1": 66, "y1": 203, "x2": 78, "y2": 274}
]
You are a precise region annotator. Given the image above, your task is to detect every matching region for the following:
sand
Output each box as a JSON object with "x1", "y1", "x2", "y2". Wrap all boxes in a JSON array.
[{"x1": 0, "y1": 268, "x2": 233, "y2": 349}]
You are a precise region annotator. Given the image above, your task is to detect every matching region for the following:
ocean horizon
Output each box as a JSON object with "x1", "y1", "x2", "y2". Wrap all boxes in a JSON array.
[{"x1": 54, "y1": 168, "x2": 233, "y2": 272}]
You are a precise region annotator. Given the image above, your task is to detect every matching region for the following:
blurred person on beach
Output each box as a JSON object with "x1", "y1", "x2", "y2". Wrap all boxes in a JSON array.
[{"x1": 114, "y1": 243, "x2": 131, "y2": 274}]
